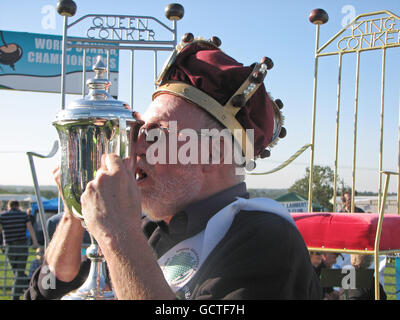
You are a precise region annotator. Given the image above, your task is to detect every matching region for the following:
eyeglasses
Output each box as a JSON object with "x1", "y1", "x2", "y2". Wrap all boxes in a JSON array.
[{"x1": 132, "y1": 120, "x2": 217, "y2": 144}]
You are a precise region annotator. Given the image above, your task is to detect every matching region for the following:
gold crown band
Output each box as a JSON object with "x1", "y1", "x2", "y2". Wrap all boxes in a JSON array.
[{"x1": 152, "y1": 81, "x2": 255, "y2": 164}]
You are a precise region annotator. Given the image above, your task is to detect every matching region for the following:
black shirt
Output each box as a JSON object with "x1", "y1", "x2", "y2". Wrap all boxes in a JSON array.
[
  {"x1": 25, "y1": 183, "x2": 322, "y2": 300},
  {"x1": 0, "y1": 209, "x2": 29, "y2": 245}
]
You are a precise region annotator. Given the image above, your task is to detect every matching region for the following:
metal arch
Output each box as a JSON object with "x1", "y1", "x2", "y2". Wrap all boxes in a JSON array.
[
  {"x1": 317, "y1": 10, "x2": 400, "y2": 56},
  {"x1": 59, "y1": 10, "x2": 180, "y2": 110},
  {"x1": 26, "y1": 140, "x2": 59, "y2": 251},
  {"x1": 305, "y1": 10, "x2": 400, "y2": 301},
  {"x1": 307, "y1": 10, "x2": 400, "y2": 214}
]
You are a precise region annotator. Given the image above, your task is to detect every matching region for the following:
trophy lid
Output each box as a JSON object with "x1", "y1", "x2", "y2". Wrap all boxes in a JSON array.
[{"x1": 54, "y1": 56, "x2": 133, "y2": 123}]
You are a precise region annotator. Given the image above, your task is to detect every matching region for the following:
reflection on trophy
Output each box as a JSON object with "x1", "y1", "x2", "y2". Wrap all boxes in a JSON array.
[{"x1": 53, "y1": 56, "x2": 136, "y2": 299}]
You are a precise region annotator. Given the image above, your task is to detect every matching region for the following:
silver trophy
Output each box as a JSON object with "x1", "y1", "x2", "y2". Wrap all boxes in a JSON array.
[{"x1": 53, "y1": 56, "x2": 136, "y2": 299}]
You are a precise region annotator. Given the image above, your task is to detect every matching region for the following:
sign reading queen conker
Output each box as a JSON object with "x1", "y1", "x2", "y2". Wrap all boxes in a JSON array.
[
  {"x1": 57, "y1": 3, "x2": 185, "y2": 109},
  {"x1": 69, "y1": 14, "x2": 177, "y2": 45},
  {"x1": 85, "y1": 16, "x2": 157, "y2": 42}
]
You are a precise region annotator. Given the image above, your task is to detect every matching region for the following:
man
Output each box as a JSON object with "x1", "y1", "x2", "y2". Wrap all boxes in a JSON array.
[
  {"x1": 25, "y1": 34, "x2": 321, "y2": 300},
  {"x1": 313, "y1": 253, "x2": 342, "y2": 300},
  {"x1": 0, "y1": 200, "x2": 39, "y2": 300},
  {"x1": 340, "y1": 191, "x2": 365, "y2": 213},
  {"x1": 347, "y1": 254, "x2": 386, "y2": 300},
  {"x1": 46, "y1": 211, "x2": 91, "y2": 245},
  {"x1": 309, "y1": 251, "x2": 323, "y2": 269}
]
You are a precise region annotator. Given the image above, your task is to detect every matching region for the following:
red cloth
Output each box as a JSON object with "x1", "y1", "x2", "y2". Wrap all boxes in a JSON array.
[
  {"x1": 290, "y1": 212, "x2": 400, "y2": 251},
  {"x1": 165, "y1": 41, "x2": 275, "y2": 157}
]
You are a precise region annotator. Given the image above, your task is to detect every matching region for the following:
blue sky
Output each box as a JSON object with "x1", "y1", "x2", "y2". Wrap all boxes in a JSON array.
[{"x1": 1, "y1": 0, "x2": 400, "y2": 194}]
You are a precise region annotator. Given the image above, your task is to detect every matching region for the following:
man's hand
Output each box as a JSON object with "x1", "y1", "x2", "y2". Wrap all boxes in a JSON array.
[
  {"x1": 324, "y1": 289, "x2": 343, "y2": 300},
  {"x1": 79, "y1": 154, "x2": 174, "y2": 300},
  {"x1": 52, "y1": 166, "x2": 80, "y2": 221},
  {"x1": 44, "y1": 166, "x2": 87, "y2": 283},
  {"x1": 26, "y1": 221, "x2": 40, "y2": 249},
  {"x1": 80, "y1": 154, "x2": 142, "y2": 244}
]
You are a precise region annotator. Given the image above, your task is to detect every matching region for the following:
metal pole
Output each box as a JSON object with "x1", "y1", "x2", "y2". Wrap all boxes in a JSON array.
[
  {"x1": 333, "y1": 52, "x2": 343, "y2": 212},
  {"x1": 27, "y1": 155, "x2": 50, "y2": 250},
  {"x1": 398, "y1": 89, "x2": 400, "y2": 215},
  {"x1": 82, "y1": 48, "x2": 86, "y2": 97},
  {"x1": 172, "y1": 19, "x2": 177, "y2": 44},
  {"x1": 130, "y1": 50, "x2": 134, "y2": 108},
  {"x1": 106, "y1": 49, "x2": 110, "y2": 80},
  {"x1": 308, "y1": 24, "x2": 320, "y2": 213},
  {"x1": 378, "y1": 48, "x2": 387, "y2": 211},
  {"x1": 154, "y1": 50, "x2": 158, "y2": 89},
  {"x1": 374, "y1": 171, "x2": 393, "y2": 300},
  {"x1": 351, "y1": 51, "x2": 361, "y2": 213},
  {"x1": 60, "y1": 16, "x2": 68, "y2": 110},
  {"x1": 26, "y1": 141, "x2": 59, "y2": 250}
]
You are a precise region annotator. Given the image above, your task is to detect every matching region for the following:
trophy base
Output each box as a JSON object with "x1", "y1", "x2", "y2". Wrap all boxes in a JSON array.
[{"x1": 61, "y1": 243, "x2": 115, "y2": 300}]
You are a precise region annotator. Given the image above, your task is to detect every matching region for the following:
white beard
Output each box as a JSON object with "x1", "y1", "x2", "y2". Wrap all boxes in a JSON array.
[{"x1": 141, "y1": 165, "x2": 203, "y2": 222}]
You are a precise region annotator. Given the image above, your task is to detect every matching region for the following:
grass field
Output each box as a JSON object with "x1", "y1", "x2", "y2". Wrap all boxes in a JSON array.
[
  {"x1": 384, "y1": 259, "x2": 398, "y2": 300},
  {"x1": 0, "y1": 249, "x2": 398, "y2": 300},
  {"x1": 0, "y1": 247, "x2": 37, "y2": 300}
]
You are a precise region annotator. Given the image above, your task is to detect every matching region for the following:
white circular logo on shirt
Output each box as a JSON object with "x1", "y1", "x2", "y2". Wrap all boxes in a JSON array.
[{"x1": 162, "y1": 248, "x2": 199, "y2": 286}]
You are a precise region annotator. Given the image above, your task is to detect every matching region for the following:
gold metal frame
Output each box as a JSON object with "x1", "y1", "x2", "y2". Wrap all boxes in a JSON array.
[
  {"x1": 246, "y1": 10, "x2": 400, "y2": 300},
  {"x1": 306, "y1": 10, "x2": 400, "y2": 300},
  {"x1": 308, "y1": 10, "x2": 400, "y2": 213},
  {"x1": 289, "y1": 10, "x2": 400, "y2": 301},
  {"x1": 308, "y1": 171, "x2": 399, "y2": 300}
]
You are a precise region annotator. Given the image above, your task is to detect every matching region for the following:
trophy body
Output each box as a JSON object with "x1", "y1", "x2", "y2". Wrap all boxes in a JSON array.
[{"x1": 53, "y1": 56, "x2": 136, "y2": 299}]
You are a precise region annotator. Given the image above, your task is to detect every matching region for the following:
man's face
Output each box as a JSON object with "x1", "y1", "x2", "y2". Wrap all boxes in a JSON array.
[
  {"x1": 310, "y1": 253, "x2": 323, "y2": 268},
  {"x1": 322, "y1": 253, "x2": 338, "y2": 268},
  {"x1": 343, "y1": 193, "x2": 351, "y2": 207},
  {"x1": 132, "y1": 94, "x2": 206, "y2": 222}
]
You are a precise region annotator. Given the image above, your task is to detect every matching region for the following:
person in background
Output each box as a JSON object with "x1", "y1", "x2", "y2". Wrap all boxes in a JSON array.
[
  {"x1": 313, "y1": 252, "x2": 343, "y2": 300},
  {"x1": 347, "y1": 254, "x2": 386, "y2": 300},
  {"x1": 340, "y1": 191, "x2": 364, "y2": 213},
  {"x1": 0, "y1": 200, "x2": 39, "y2": 300},
  {"x1": 47, "y1": 211, "x2": 91, "y2": 245},
  {"x1": 26, "y1": 208, "x2": 35, "y2": 226},
  {"x1": 309, "y1": 252, "x2": 323, "y2": 269},
  {"x1": 337, "y1": 191, "x2": 387, "y2": 293},
  {"x1": 29, "y1": 247, "x2": 44, "y2": 279}
]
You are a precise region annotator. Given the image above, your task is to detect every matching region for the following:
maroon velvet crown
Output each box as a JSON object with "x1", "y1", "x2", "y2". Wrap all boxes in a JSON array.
[{"x1": 162, "y1": 40, "x2": 275, "y2": 157}]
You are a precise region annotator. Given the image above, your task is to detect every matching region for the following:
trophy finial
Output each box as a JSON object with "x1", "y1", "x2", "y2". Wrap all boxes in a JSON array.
[
  {"x1": 93, "y1": 56, "x2": 107, "y2": 79},
  {"x1": 85, "y1": 56, "x2": 111, "y2": 99}
]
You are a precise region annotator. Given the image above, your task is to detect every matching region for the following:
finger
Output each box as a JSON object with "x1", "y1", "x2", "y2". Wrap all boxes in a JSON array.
[
  {"x1": 100, "y1": 153, "x2": 124, "y2": 174},
  {"x1": 52, "y1": 166, "x2": 60, "y2": 175},
  {"x1": 52, "y1": 166, "x2": 63, "y2": 192},
  {"x1": 123, "y1": 157, "x2": 136, "y2": 180}
]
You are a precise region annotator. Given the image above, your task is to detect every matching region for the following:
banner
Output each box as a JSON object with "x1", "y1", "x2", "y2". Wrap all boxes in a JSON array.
[
  {"x1": 281, "y1": 201, "x2": 309, "y2": 213},
  {"x1": 0, "y1": 30, "x2": 119, "y2": 95}
]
